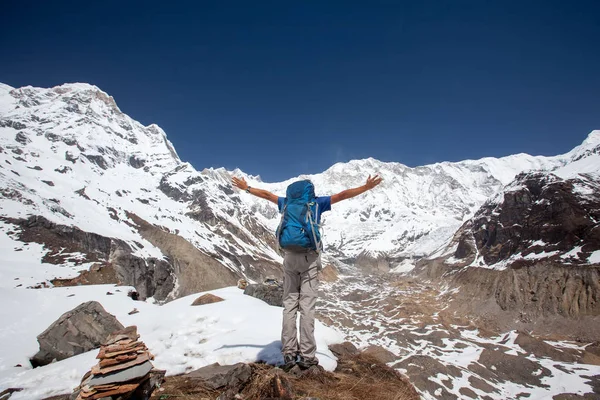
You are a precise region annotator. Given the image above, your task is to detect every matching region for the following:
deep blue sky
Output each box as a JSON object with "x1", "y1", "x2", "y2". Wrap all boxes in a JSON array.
[{"x1": 1, "y1": 1, "x2": 599, "y2": 181}]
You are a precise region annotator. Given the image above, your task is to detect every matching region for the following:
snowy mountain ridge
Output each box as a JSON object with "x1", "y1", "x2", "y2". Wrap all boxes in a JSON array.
[
  {"x1": 0, "y1": 82, "x2": 598, "y2": 277},
  {"x1": 237, "y1": 130, "x2": 598, "y2": 263}
]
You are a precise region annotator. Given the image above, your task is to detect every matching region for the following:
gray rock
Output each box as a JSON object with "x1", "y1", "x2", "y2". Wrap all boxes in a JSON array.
[
  {"x1": 187, "y1": 362, "x2": 252, "y2": 390},
  {"x1": 15, "y1": 131, "x2": 30, "y2": 144},
  {"x1": 355, "y1": 250, "x2": 390, "y2": 273},
  {"x1": 329, "y1": 342, "x2": 360, "y2": 358},
  {"x1": 515, "y1": 332, "x2": 579, "y2": 363},
  {"x1": 469, "y1": 348, "x2": 552, "y2": 387},
  {"x1": 0, "y1": 388, "x2": 23, "y2": 399},
  {"x1": 394, "y1": 355, "x2": 463, "y2": 400},
  {"x1": 31, "y1": 301, "x2": 124, "y2": 367},
  {"x1": 110, "y1": 241, "x2": 175, "y2": 301},
  {"x1": 244, "y1": 284, "x2": 283, "y2": 307},
  {"x1": 88, "y1": 361, "x2": 153, "y2": 386},
  {"x1": 362, "y1": 345, "x2": 397, "y2": 364},
  {"x1": 129, "y1": 155, "x2": 145, "y2": 169},
  {"x1": 65, "y1": 151, "x2": 78, "y2": 163},
  {"x1": 83, "y1": 154, "x2": 109, "y2": 170}
]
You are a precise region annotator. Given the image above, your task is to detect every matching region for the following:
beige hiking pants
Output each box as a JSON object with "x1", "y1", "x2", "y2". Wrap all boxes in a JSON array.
[{"x1": 281, "y1": 250, "x2": 320, "y2": 360}]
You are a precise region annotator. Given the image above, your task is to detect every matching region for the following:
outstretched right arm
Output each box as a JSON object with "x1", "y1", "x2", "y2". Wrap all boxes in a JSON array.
[
  {"x1": 330, "y1": 174, "x2": 383, "y2": 205},
  {"x1": 231, "y1": 176, "x2": 278, "y2": 205}
]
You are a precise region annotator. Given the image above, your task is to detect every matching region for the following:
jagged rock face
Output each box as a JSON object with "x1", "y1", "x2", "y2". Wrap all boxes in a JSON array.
[
  {"x1": 31, "y1": 301, "x2": 124, "y2": 367},
  {"x1": 446, "y1": 262, "x2": 600, "y2": 323},
  {"x1": 4, "y1": 215, "x2": 177, "y2": 300},
  {"x1": 109, "y1": 241, "x2": 176, "y2": 301},
  {"x1": 454, "y1": 172, "x2": 600, "y2": 266},
  {"x1": 354, "y1": 250, "x2": 391, "y2": 273},
  {"x1": 3, "y1": 215, "x2": 113, "y2": 264},
  {"x1": 498, "y1": 263, "x2": 600, "y2": 317}
]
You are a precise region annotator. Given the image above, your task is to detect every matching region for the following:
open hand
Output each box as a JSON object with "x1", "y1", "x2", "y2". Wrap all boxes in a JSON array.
[
  {"x1": 231, "y1": 176, "x2": 249, "y2": 191},
  {"x1": 365, "y1": 174, "x2": 383, "y2": 190}
]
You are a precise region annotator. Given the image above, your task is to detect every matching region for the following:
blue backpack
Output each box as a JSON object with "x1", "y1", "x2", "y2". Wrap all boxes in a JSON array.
[{"x1": 276, "y1": 180, "x2": 322, "y2": 252}]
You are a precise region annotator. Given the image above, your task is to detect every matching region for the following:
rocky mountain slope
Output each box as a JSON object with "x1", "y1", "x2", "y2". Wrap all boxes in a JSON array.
[
  {"x1": 0, "y1": 83, "x2": 282, "y2": 300},
  {"x1": 413, "y1": 132, "x2": 600, "y2": 340}
]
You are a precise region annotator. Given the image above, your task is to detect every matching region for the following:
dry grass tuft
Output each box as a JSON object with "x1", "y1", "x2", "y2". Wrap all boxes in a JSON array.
[
  {"x1": 289, "y1": 353, "x2": 419, "y2": 400},
  {"x1": 150, "y1": 353, "x2": 419, "y2": 400}
]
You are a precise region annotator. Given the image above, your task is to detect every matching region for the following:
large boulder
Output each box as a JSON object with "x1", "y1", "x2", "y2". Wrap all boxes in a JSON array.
[
  {"x1": 329, "y1": 342, "x2": 360, "y2": 358},
  {"x1": 244, "y1": 283, "x2": 283, "y2": 307},
  {"x1": 31, "y1": 301, "x2": 124, "y2": 367}
]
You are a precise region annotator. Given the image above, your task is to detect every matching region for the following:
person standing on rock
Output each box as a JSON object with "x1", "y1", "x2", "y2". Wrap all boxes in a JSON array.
[{"x1": 231, "y1": 174, "x2": 383, "y2": 370}]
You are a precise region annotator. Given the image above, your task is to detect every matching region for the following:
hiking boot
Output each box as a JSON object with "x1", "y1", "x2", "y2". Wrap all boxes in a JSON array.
[
  {"x1": 297, "y1": 355, "x2": 319, "y2": 370},
  {"x1": 282, "y1": 353, "x2": 297, "y2": 371}
]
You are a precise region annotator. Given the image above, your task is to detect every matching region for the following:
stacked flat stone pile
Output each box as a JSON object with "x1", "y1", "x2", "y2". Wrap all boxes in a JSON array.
[{"x1": 73, "y1": 326, "x2": 164, "y2": 400}]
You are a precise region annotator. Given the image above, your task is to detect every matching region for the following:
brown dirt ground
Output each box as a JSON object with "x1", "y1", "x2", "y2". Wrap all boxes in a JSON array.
[{"x1": 150, "y1": 353, "x2": 419, "y2": 400}]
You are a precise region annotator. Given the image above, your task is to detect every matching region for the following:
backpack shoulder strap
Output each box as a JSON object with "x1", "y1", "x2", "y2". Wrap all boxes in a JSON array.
[{"x1": 306, "y1": 201, "x2": 322, "y2": 253}]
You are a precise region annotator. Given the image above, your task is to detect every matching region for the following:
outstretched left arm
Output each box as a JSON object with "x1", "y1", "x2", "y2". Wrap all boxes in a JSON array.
[
  {"x1": 330, "y1": 174, "x2": 383, "y2": 205},
  {"x1": 231, "y1": 176, "x2": 278, "y2": 205}
]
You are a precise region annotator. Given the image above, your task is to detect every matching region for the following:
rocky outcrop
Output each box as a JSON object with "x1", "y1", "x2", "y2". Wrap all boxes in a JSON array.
[
  {"x1": 5, "y1": 215, "x2": 112, "y2": 264},
  {"x1": 187, "y1": 363, "x2": 252, "y2": 390},
  {"x1": 125, "y1": 212, "x2": 239, "y2": 298},
  {"x1": 362, "y1": 345, "x2": 397, "y2": 364},
  {"x1": 455, "y1": 262, "x2": 600, "y2": 318},
  {"x1": 429, "y1": 262, "x2": 600, "y2": 340},
  {"x1": 2, "y1": 212, "x2": 276, "y2": 303},
  {"x1": 109, "y1": 241, "x2": 175, "y2": 301},
  {"x1": 355, "y1": 250, "x2": 390, "y2": 274},
  {"x1": 31, "y1": 301, "x2": 124, "y2": 367},
  {"x1": 453, "y1": 172, "x2": 600, "y2": 266},
  {"x1": 329, "y1": 341, "x2": 360, "y2": 358},
  {"x1": 415, "y1": 172, "x2": 600, "y2": 338},
  {"x1": 3, "y1": 215, "x2": 177, "y2": 301},
  {"x1": 154, "y1": 344, "x2": 419, "y2": 400},
  {"x1": 244, "y1": 283, "x2": 284, "y2": 307}
]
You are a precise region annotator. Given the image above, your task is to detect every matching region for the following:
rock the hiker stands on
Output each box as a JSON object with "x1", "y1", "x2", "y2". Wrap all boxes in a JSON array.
[{"x1": 71, "y1": 326, "x2": 165, "y2": 400}]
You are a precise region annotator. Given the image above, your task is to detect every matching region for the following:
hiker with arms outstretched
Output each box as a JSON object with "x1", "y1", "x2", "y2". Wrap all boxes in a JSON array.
[{"x1": 232, "y1": 174, "x2": 383, "y2": 370}]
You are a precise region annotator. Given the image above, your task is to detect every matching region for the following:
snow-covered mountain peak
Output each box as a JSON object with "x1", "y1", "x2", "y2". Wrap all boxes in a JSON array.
[
  {"x1": 0, "y1": 83, "x2": 14, "y2": 94},
  {"x1": 582, "y1": 129, "x2": 600, "y2": 146},
  {"x1": 0, "y1": 82, "x2": 181, "y2": 174}
]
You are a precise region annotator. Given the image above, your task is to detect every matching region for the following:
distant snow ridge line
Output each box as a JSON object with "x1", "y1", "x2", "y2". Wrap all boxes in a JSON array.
[{"x1": 0, "y1": 82, "x2": 599, "y2": 280}]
